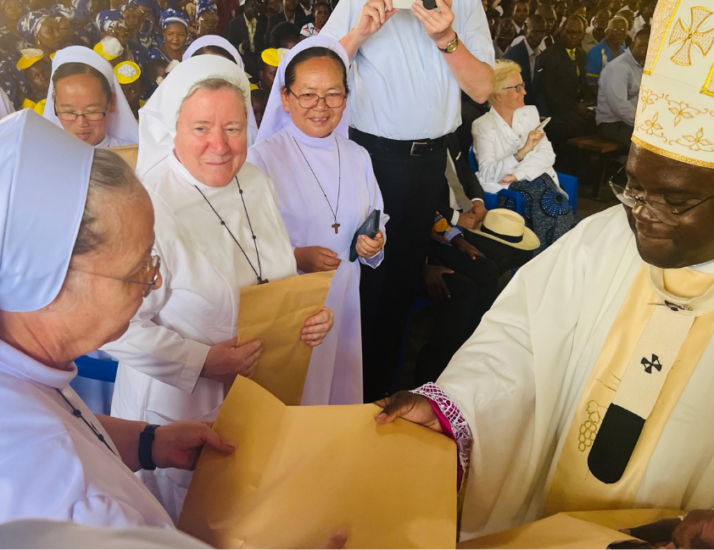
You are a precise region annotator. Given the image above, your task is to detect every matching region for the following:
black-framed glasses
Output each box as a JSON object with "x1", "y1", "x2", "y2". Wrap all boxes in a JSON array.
[
  {"x1": 288, "y1": 89, "x2": 346, "y2": 109},
  {"x1": 609, "y1": 166, "x2": 714, "y2": 226},
  {"x1": 69, "y1": 252, "x2": 161, "y2": 298},
  {"x1": 54, "y1": 106, "x2": 108, "y2": 122},
  {"x1": 503, "y1": 83, "x2": 526, "y2": 93}
]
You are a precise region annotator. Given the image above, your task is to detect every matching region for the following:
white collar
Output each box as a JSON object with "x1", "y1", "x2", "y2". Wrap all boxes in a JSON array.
[{"x1": 0, "y1": 339, "x2": 77, "y2": 390}]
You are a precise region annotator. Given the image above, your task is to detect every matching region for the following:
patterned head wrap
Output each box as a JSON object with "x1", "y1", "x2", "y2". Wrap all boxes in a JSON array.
[
  {"x1": 70, "y1": 0, "x2": 92, "y2": 18},
  {"x1": 50, "y1": 4, "x2": 76, "y2": 21},
  {"x1": 17, "y1": 9, "x2": 52, "y2": 42},
  {"x1": 159, "y1": 8, "x2": 188, "y2": 30},
  {"x1": 195, "y1": 0, "x2": 216, "y2": 19},
  {"x1": 96, "y1": 9, "x2": 127, "y2": 32}
]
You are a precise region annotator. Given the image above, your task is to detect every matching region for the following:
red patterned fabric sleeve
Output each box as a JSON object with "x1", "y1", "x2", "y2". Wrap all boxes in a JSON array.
[{"x1": 411, "y1": 383, "x2": 472, "y2": 486}]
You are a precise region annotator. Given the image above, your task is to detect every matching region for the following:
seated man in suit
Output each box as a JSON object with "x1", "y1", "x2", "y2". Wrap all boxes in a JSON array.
[
  {"x1": 503, "y1": 14, "x2": 546, "y2": 114},
  {"x1": 540, "y1": 15, "x2": 595, "y2": 152},
  {"x1": 227, "y1": 0, "x2": 267, "y2": 79}
]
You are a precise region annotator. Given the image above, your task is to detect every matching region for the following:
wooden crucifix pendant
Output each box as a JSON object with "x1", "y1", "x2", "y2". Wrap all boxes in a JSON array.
[{"x1": 332, "y1": 222, "x2": 340, "y2": 234}]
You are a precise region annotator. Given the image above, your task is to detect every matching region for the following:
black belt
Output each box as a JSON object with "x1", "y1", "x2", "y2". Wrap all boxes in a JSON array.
[{"x1": 349, "y1": 128, "x2": 447, "y2": 157}]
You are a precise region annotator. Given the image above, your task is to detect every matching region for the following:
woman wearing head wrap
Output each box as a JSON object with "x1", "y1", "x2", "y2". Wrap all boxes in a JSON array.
[
  {"x1": 130, "y1": 0, "x2": 161, "y2": 49},
  {"x1": 0, "y1": 0, "x2": 28, "y2": 59},
  {"x1": 182, "y1": 33, "x2": 258, "y2": 145},
  {"x1": 18, "y1": 9, "x2": 62, "y2": 59},
  {"x1": 68, "y1": 0, "x2": 97, "y2": 46},
  {"x1": 119, "y1": 2, "x2": 149, "y2": 66},
  {"x1": 50, "y1": 3, "x2": 75, "y2": 47},
  {"x1": 248, "y1": 37, "x2": 387, "y2": 405},
  {"x1": 147, "y1": 8, "x2": 187, "y2": 61},
  {"x1": 16, "y1": 48, "x2": 50, "y2": 111},
  {"x1": 103, "y1": 55, "x2": 333, "y2": 521},
  {"x1": 44, "y1": 46, "x2": 138, "y2": 146},
  {"x1": 0, "y1": 110, "x2": 233, "y2": 528},
  {"x1": 193, "y1": 0, "x2": 217, "y2": 37}
]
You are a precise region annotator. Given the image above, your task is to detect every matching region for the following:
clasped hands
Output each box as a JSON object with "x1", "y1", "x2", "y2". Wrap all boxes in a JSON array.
[{"x1": 353, "y1": 0, "x2": 456, "y2": 49}]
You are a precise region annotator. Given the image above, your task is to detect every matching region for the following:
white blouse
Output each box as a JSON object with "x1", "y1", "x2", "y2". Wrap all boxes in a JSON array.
[{"x1": 471, "y1": 105, "x2": 559, "y2": 195}]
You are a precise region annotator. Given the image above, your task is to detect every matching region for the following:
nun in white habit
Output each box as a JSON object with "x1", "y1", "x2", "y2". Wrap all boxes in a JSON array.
[
  {"x1": 247, "y1": 36, "x2": 388, "y2": 405},
  {"x1": 182, "y1": 34, "x2": 259, "y2": 147},
  {"x1": 44, "y1": 46, "x2": 138, "y2": 147},
  {"x1": 104, "y1": 55, "x2": 334, "y2": 521},
  {"x1": 0, "y1": 110, "x2": 232, "y2": 528}
]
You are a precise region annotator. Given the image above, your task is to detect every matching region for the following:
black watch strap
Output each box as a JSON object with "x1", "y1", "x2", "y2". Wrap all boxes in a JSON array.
[{"x1": 139, "y1": 424, "x2": 160, "y2": 471}]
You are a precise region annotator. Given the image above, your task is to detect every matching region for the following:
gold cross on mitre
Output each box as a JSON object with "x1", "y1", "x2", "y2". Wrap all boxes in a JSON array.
[{"x1": 669, "y1": 6, "x2": 714, "y2": 66}]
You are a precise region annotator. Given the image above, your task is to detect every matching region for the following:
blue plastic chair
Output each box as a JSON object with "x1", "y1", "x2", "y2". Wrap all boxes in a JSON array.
[
  {"x1": 75, "y1": 355, "x2": 118, "y2": 383},
  {"x1": 468, "y1": 145, "x2": 578, "y2": 214}
]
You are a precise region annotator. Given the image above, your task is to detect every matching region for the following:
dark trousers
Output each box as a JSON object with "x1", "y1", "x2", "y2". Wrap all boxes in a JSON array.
[
  {"x1": 598, "y1": 121, "x2": 633, "y2": 148},
  {"x1": 350, "y1": 128, "x2": 448, "y2": 403},
  {"x1": 413, "y1": 243, "x2": 500, "y2": 386}
]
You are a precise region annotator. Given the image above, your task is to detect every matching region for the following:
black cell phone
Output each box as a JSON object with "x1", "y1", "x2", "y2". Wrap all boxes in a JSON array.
[{"x1": 423, "y1": 0, "x2": 436, "y2": 9}]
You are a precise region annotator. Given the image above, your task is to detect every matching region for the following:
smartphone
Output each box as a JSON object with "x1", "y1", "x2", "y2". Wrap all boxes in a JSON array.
[
  {"x1": 392, "y1": 0, "x2": 436, "y2": 9},
  {"x1": 536, "y1": 117, "x2": 551, "y2": 132}
]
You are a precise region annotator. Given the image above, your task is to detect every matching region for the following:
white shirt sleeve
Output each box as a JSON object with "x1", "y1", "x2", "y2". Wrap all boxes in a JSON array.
[
  {"x1": 456, "y1": 0, "x2": 496, "y2": 67},
  {"x1": 101, "y1": 239, "x2": 209, "y2": 395}
]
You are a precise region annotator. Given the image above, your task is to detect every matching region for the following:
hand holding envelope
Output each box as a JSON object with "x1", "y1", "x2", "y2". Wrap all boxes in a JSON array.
[{"x1": 179, "y1": 376, "x2": 458, "y2": 549}]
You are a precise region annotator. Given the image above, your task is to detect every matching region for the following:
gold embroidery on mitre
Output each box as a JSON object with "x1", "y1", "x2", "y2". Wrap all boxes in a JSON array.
[
  {"x1": 664, "y1": 95, "x2": 708, "y2": 125},
  {"x1": 636, "y1": 111, "x2": 668, "y2": 142},
  {"x1": 702, "y1": 60, "x2": 714, "y2": 97},
  {"x1": 669, "y1": 127, "x2": 714, "y2": 152},
  {"x1": 632, "y1": 135, "x2": 714, "y2": 168},
  {"x1": 644, "y1": 0, "x2": 682, "y2": 75},
  {"x1": 669, "y1": 6, "x2": 714, "y2": 66},
  {"x1": 577, "y1": 401, "x2": 607, "y2": 453},
  {"x1": 640, "y1": 88, "x2": 664, "y2": 112}
]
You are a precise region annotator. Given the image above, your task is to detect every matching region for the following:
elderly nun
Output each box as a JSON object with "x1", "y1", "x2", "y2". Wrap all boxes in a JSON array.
[
  {"x1": 247, "y1": 36, "x2": 388, "y2": 405},
  {"x1": 182, "y1": 34, "x2": 259, "y2": 146},
  {"x1": 0, "y1": 110, "x2": 233, "y2": 527},
  {"x1": 103, "y1": 55, "x2": 334, "y2": 521},
  {"x1": 44, "y1": 46, "x2": 139, "y2": 147}
]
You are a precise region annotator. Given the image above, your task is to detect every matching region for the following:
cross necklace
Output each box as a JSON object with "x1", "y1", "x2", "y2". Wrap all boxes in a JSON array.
[{"x1": 292, "y1": 136, "x2": 342, "y2": 234}]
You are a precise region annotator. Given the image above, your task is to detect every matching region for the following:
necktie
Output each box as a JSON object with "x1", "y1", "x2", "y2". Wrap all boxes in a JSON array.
[{"x1": 567, "y1": 48, "x2": 580, "y2": 76}]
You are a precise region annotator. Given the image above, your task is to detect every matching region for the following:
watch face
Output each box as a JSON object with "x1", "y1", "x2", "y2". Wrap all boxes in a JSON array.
[{"x1": 446, "y1": 40, "x2": 458, "y2": 53}]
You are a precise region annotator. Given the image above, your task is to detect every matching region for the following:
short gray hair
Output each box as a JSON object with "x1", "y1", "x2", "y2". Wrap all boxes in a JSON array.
[
  {"x1": 72, "y1": 149, "x2": 139, "y2": 257},
  {"x1": 177, "y1": 77, "x2": 247, "y2": 119}
]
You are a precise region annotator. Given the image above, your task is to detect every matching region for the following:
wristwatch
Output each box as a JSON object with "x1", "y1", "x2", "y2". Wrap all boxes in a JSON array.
[
  {"x1": 139, "y1": 424, "x2": 160, "y2": 470},
  {"x1": 438, "y1": 33, "x2": 459, "y2": 54}
]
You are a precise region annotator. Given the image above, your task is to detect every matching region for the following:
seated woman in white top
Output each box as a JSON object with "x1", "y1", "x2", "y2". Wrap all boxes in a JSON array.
[
  {"x1": 104, "y1": 55, "x2": 334, "y2": 522},
  {"x1": 472, "y1": 59, "x2": 577, "y2": 254},
  {"x1": 248, "y1": 36, "x2": 387, "y2": 406},
  {"x1": 0, "y1": 110, "x2": 231, "y2": 528},
  {"x1": 44, "y1": 46, "x2": 138, "y2": 147}
]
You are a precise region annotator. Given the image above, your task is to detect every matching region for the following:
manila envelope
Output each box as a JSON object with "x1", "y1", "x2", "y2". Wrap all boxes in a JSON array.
[
  {"x1": 179, "y1": 376, "x2": 457, "y2": 549},
  {"x1": 108, "y1": 144, "x2": 139, "y2": 169},
  {"x1": 238, "y1": 271, "x2": 334, "y2": 406},
  {"x1": 458, "y1": 509, "x2": 684, "y2": 549}
]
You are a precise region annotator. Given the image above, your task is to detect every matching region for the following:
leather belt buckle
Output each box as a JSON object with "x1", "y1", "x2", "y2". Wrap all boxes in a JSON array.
[{"x1": 410, "y1": 141, "x2": 429, "y2": 156}]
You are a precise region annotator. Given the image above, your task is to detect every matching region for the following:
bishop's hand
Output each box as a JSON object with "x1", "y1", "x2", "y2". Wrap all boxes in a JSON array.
[{"x1": 375, "y1": 391, "x2": 443, "y2": 433}]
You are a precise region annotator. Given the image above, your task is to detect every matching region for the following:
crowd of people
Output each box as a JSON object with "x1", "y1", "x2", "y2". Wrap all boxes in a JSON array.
[{"x1": 4, "y1": 0, "x2": 714, "y2": 547}]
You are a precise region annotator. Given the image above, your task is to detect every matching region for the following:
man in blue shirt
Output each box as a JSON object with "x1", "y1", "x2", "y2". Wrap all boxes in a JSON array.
[
  {"x1": 585, "y1": 15, "x2": 627, "y2": 89},
  {"x1": 321, "y1": 0, "x2": 494, "y2": 402},
  {"x1": 596, "y1": 29, "x2": 649, "y2": 146}
]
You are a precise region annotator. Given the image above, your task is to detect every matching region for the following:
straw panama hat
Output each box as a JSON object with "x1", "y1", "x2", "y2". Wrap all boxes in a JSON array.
[{"x1": 467, "y1": 208, "x2": 540, "y2": 251}]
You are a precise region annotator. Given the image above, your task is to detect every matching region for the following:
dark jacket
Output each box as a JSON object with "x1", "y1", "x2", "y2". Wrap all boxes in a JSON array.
[
  {"x1": 540, "y1": 42, "x2": 593, "y2": 121},
  {"x1": 437, "y1": 133, "x2": 486, "y2": 223},
  {"x1": 227, "y1": 13, "x2": 267, "y2": 54},
  {"x1": 266, "y1": 10, "x2": 310, "y2": 43},
  {"x1": 502, "y1": 40, "x2": 545, "y2": 113}
]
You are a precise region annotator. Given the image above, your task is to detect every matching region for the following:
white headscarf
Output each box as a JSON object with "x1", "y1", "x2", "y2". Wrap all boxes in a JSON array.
[
  {"x1": 44, "y1": 46, "x2": 139, "y2": 146},
  {"x1": 181, "y1": 35, "x2": 259, "y2": 147},
  {"x1": 136, "y1": 55, "x2": 251, "y2": 178},
  {"x1": 255, "y1": 36, "x2": 350, "y2": 144},
  {"x1": 0, "y1": 110, "x2": 93, "y2": 312}
]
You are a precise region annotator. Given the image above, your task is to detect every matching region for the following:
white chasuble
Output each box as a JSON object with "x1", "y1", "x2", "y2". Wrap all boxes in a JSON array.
[
  {"x1": 103, "y1": 154, "x2": 297, "y2": 521},
  {"x1": 247, "y1": 121, "x2": 388, "y2": 405},
  {"x1": 436, "y1": 206, "x2": 714, "y2": 540}
]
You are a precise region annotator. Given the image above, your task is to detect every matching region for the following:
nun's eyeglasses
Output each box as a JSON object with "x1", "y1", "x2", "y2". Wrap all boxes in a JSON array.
[
  {"x1": 69, "y1": 253, "x2": 161, "y2": 298},
  {"x1": 54, "y1": 107, "x2": 108, "y2": 122},
  {"x1": 288, "y1": 90, "x2": 346, "y2": 109}
]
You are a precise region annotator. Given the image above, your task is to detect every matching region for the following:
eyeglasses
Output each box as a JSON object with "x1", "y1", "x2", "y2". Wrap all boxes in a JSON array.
[
  {"x1": 69, "y1": 252, "x2": 161, "y2": 298},
  {"x1": 288, "y1": 90, "x2": 346, "y2": 109},
  {"x1": 609, "y1": 166, "x2": 714, "y2": 226},
  {"x1": 503, "y1": 83, "x2": 526, "y2": 93},
  {"x1": 54, "y1": 106, "x2": 108, "y2": 122}
]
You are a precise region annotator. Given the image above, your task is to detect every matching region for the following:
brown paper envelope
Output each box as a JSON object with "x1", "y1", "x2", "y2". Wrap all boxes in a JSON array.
[
  {"x1": 179, "y1": 376, "x2": 457, "y2": 549},
  {"x1": 458, "y1": 509, "x2": 684, "y2": 549},
  {"x1": 108, "y1": 145, "x2": 138, "y2": 169},
  {"x1": 238, "y1": 271, "x2": 334, "y2": 406}
]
